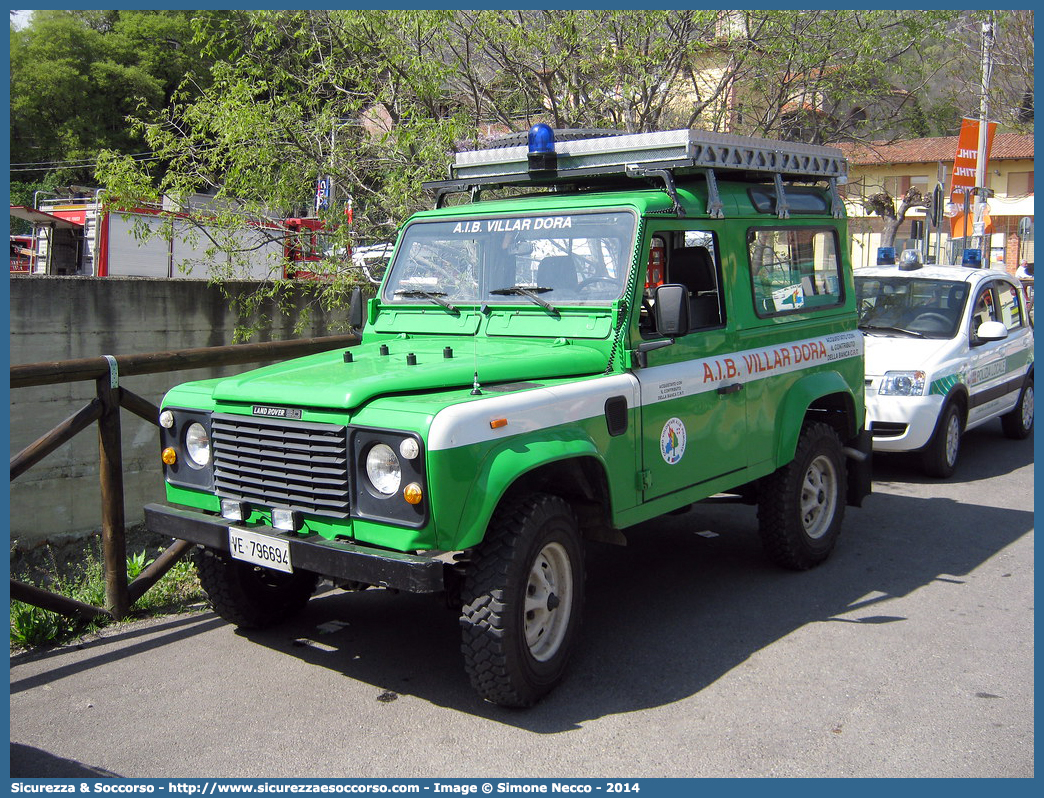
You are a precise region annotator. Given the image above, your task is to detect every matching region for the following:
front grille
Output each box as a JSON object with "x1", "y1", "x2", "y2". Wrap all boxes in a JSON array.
[{"x1": 211, "y1": 413, "x2": 350, "y2": 518}]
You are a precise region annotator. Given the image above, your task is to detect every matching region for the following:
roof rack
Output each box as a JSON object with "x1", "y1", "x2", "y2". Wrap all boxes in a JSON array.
[{"x1": 425, "y1": 128, "x2": 848, "y2": 219}]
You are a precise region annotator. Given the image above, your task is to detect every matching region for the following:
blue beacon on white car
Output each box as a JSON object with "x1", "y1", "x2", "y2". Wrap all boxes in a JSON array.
[{"x1": 856, "y1": 251, "x2": 1034, "y2": 477}]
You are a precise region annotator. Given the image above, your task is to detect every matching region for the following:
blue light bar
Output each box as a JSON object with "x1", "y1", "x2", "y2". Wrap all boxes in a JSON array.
[
  {"x1": 527, "y1": 123, "x2": 557, "y2": 173},
  {"x1": 877, "y1": 247, "x2": 896, "y2": 265},
  {"x1": 527, "y1": 123, "x2": 555, "y2": 154}
]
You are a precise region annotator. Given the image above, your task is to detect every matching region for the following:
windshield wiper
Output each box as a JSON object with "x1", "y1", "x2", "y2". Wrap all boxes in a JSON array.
[
  {"x1": 394, "y1": 289, "x2": 459, "y2": 315},
  {"x1": 489, "y1": 285, "x2": 559, "y2": 316},
  {"x1": 858, "y1": 323, "x2": 927, "y2": 339}
]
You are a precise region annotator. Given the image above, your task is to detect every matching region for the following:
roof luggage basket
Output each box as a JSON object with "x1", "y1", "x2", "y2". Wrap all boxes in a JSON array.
[{"x1": 425, "y1": 128, "x2": 848, "y2": 219}]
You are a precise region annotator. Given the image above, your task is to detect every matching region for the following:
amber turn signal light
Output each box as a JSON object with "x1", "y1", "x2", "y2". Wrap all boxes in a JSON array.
[{"x1": 403, "y1": 483, "x2": 423, "y2": 505}]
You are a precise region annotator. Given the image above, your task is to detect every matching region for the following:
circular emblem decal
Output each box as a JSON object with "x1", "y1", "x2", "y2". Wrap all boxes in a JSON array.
[{"x1": 660, "y1": 417, "x2": 687, "y2": 465}]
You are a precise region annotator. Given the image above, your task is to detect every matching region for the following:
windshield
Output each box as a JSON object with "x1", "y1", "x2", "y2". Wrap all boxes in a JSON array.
[
  {"x1": 855, "y1": 275, "x2": 969, "y2": 339},
  {"x1": 382, "y1": 211, "x2": 636, "y2": 307}
]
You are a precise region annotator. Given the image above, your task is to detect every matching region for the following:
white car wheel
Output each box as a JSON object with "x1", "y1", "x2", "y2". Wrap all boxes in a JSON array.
[
  {"x1": 524, "y1": 542, "x2": 574, "y2": 662},
  {"x1": 922, "y1": 403, "x2": 963, "y2": 478},
  {"x1": 801, "y1": 454, "x2": 840, "y2": 541}
]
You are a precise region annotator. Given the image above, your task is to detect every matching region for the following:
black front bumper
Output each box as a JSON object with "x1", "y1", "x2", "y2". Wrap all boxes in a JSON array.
[{"x1": 144, "y1": 503, "x2": 446, "y2": 593}]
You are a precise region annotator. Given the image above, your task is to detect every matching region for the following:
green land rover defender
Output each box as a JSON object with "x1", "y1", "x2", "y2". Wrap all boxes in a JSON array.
[{"x1": 146, "y1": 127, "x2": 871, "y2": 707}]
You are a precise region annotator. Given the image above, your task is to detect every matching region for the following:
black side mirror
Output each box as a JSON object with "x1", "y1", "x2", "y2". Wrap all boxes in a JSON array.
[
  {"x1": 633, "y1": 284, "x2": 688, "y2": 368},
  {"x1": 654, "y1": 284, "x2": 690, "y2": 337},
  {"x1": 349, "y1": 287, "x2": 366, "y2": 331}
]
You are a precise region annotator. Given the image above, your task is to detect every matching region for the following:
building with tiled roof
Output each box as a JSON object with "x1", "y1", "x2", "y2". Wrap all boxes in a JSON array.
[
  {"x1": 838, "y1": 133, "x2": 1034, "y2": 271},
  {"x1": 839, "y1": 133, "x2": 1034, "y2": 165}
]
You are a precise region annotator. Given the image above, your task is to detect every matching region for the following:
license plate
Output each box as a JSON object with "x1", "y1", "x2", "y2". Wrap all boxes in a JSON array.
[{"x1": 228, "y1": 527, "x2": 293, "y2": 574}]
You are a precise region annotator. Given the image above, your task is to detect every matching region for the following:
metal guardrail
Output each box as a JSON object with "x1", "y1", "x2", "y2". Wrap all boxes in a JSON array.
[{"x1": 10, "y1": 333, "x2": 359, "y2": 621}]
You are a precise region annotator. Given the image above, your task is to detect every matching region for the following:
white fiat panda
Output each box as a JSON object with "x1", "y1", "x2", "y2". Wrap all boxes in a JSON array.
[{"x1": 856, "y1": 258, "x2": 1034, "y2": 477}]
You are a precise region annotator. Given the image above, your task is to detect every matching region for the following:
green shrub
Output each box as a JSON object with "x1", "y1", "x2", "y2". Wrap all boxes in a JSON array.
[
  {"x1": 10, "y1": 548, "x2": 205, "y2": 649},
  {"x1": 9, "y1": 601, "x2": 76, "y2": 647},
  {"x1": 126, "y1": 550, "x2": 154, "y2": 580}
]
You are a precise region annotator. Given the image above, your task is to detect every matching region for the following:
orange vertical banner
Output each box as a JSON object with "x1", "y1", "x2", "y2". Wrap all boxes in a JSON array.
[
  {"x1": 949, "y1": 117, "x2": 997, "y2": 202},
  {"x1": 949, "y1": 118, "x2": 997, "y2": 237}
]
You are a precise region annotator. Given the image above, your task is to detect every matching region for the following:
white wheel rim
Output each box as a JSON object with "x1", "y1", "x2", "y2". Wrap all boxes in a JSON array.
[
  {"x1": 801, "y1": 455, "x2": 838, "y2": 540},
  {"x1": 524, "y1": 542, "x2": 573, "y2": 662},
  {"x1": 1021, "y1": 386, "x2": 1034, "y2": 429},
  {"x1": 944, "y1": 413, "x2": 961, "y2": 466}
]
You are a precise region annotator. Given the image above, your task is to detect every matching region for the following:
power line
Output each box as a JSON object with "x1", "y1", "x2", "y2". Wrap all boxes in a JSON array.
[
  {"x1": 9, "y1": 152, "x2": 161, "y2": 170},
  {"x1": 12, "y1": 158, "x2": 100, "y2": 167}
]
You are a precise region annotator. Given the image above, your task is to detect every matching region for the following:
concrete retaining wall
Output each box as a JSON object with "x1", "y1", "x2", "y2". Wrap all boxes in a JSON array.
[{"x1": 9, "y1": 275, "x2": 350, "y2": 549}]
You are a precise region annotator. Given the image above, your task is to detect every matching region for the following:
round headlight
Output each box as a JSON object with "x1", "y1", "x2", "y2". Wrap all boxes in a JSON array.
[
  {"x1": 185, "y1": 422, "x2": 211, "y2": 467},
  {"x1": 366, "y1": 443, "x2": 401, "y2": 495},
  {"x1": 159, "y1": 410, "x2": 174, "y2": 429}
]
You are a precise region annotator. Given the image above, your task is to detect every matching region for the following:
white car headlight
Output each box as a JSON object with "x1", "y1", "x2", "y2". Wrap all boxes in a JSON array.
[
  {"x1": 878, "y1": 370, "x2": 927, "y2": 396},
  {"x1": 365, "y1": 443, "x2": 402, "y2": 495},
  {"x1": 185, "y1": 422, "x2": 212, "y2": 467}
]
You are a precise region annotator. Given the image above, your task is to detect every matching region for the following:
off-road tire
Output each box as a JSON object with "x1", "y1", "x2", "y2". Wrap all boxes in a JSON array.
[
  {"x1": 757, "y1": 422, "x2": 846, "y2": 570},
  {"x1": 195, "y1": 546, "x2": 318, "y2": 629},
  {"x1": 1001, "y1": 376, "x2": 1034, "y2": 440},
  {"x1": 460, "y1": 493, "x2": 585, "y2": 707},
  {"x1": 921, "y1": 402, "x2": 963, "y2": 478}
]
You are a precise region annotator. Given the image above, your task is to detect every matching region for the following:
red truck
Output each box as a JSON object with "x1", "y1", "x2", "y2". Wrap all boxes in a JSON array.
[{"x1": 10, "y1": 192, "x2": 331, "y2": 279}]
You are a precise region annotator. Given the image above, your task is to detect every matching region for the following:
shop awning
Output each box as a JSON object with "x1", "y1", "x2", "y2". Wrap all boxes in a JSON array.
[{"x1": 9, "y1": 206, "x2": 83, "y2": 228}]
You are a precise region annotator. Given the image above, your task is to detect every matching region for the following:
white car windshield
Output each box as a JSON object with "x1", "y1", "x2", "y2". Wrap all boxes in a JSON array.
[
  {"x1": 382, "y1": 211, "x2": 636, "y2": 309},
  {"x1": 855, "y1": 276, "x2": 969, "y2": 339}
]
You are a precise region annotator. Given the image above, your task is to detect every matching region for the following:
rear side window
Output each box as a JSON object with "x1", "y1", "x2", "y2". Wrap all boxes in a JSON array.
[
  {"x1": 748, "y1": 186, "x2": 831, "y2": 214},
  {"x1": 997, "y1": 281, "x2": 1026, "y2": 331},
  {"x1": 748, "y1": 227, "x2": 843, "y2": 316}
]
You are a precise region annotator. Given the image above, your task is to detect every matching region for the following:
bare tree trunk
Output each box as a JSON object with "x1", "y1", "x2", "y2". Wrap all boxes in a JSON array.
[
  {"x1": 865, "y1": 187, "x2": 924, "y2": 250},
  {"x1": 880, "y1": 218, "x2": 902, "y2": 249}
]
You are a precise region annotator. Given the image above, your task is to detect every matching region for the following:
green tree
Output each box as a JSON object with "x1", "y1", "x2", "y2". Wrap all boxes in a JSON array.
[
  {"x1": 100, "y1": 10, "x2": 968, "y2": 236},
  {"x1": 719, "y1": 10, "x2": 965, "y2": 144},
  {"x1": 430, "y1": 10, "x2": 725, "y2": 134},
  {"x1": 10, "y1": 10, "x2": 212, "y2": 186},
  {"x1": 98, "y1": 10, "x2": 474, "y2": 338},
  {"x1": 95, "y1": 10, "x2": 1028, "y2": 337}
]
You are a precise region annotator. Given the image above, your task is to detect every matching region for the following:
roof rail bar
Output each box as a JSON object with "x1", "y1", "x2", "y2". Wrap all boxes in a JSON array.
[{"x1": 425, "y1": 128, "x2": 847, "y2": 216}]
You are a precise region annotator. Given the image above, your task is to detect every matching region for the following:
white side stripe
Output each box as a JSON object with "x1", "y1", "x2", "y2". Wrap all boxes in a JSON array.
[
  {"x1": 639, "y1": 331, "x2": 863, "y2": 405},
  {"x1": 428, "y1": 374, "x2": 639, "y2": 451},
  {"x1": 426, "y1": 331, "x2": 863, "y2": 451}
]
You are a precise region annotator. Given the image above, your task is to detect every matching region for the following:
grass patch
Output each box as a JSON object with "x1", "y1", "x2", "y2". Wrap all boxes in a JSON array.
[{"x1": 10, "y1": 545, "x2": 206, "y2": 650}]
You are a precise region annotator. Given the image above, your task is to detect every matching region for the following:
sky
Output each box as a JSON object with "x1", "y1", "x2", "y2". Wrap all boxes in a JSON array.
[{"x1": 9, "y1": 9, "x2": 31, "y2": 29}]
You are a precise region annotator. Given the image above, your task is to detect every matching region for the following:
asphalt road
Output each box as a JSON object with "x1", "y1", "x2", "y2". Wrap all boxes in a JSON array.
[{"x1": 9, "y1": 419, "x2": 1034, "y2": 779}]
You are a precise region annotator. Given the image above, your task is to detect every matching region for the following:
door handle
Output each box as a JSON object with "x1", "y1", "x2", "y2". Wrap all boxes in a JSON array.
[{"x1": 717, "y1": 382, "x2": 743, "y2": 395}]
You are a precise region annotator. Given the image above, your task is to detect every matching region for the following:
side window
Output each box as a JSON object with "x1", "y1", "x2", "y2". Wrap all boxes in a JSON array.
[
  {"x1": 997, "y1": 281, "x2": 1025, "y2": 331},
  {"x1": 748, "y1": 227, "x2": 843, "y2": 316},
  {"x1": 656, "y1": 230, "x2": 725, "y2": 332},
  {"x1": 970, "y1": 286, "x2": 999, "y2": 329}
]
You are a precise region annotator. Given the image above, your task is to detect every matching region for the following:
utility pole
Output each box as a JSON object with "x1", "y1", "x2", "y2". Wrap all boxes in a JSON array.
[{"x1": 973, "y1": 13, "x2": 995, "y2": 264}]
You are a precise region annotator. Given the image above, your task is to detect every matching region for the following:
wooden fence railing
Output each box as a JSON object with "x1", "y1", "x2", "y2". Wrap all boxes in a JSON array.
[{"x1": 10, "y1": 333, "x2": 359, "y2": 621}]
